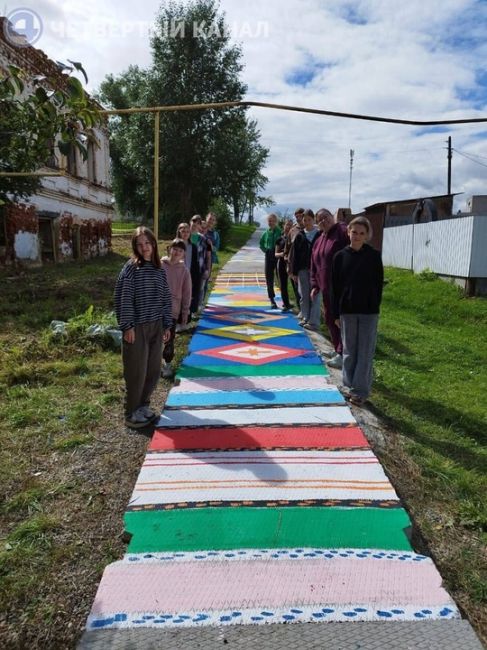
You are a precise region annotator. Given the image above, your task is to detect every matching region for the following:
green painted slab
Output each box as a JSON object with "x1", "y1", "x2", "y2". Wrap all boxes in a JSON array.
[
  {"x1": 124, "y1": 507, "x2": 412, "y2": 553},
  {"x1": 176, "y1": 364, "x2": 329, "y2": 378}
]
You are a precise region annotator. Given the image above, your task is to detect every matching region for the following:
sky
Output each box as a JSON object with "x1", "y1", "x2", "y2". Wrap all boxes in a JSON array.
[{"x1": 3, "y1": 0, "x2": 487, "y2": 217}]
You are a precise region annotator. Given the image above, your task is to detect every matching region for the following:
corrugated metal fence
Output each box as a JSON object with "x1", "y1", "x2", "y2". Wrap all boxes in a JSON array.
[{"x1": 382, "y1": 216, "x2": 487, "y2": 278}]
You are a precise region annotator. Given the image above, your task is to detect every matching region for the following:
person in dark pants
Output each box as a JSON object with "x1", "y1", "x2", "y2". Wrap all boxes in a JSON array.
[
  {"x1": 285, "y1": 208, "x2": 304, "y2": 311},
  {"x1": 275, "y1": 219, "x2": 293, "y2": 312},
  {"x1": 259, "y1": 213, "x2": 282, "y2": 308},
  {"x1": 331, "y1": 216, "x2": 384, "y2": 406},
  {"x1": 310, "y1": 208, "x2": 350, "y2": 369}
]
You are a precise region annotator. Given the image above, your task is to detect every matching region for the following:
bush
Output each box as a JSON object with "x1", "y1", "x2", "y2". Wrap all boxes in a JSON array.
[{"x1": 208, "y1": 197, "x2": 232, "y2": 248}]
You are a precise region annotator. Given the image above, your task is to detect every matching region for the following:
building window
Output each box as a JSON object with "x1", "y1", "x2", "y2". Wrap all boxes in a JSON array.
[
  {"x1": 45, "y1": 138, "x2": 57, "y2": 169},
  {"x1": 87, "y1": 140, "x2": 96, "y2": 183},
  {"x1": 66, "y1": 144, "x2": 77, "y2": 176}
]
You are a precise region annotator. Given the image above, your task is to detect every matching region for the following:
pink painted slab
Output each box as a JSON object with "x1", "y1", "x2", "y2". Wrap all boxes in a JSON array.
[
  {"x1": 89, "y1": 556, "x2": 455, "y2": 614},
  {"x1": 173, "y1": 376, "x2": 333, "y2": 393}
]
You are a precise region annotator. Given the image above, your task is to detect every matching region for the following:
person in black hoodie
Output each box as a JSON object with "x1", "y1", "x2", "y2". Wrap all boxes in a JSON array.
[
  {"x1": 289, "y1": 209, "x2": 320, "y2": 329},
  {"x1": 331, "y1": 216, "x2": 383, "y2": 406}
]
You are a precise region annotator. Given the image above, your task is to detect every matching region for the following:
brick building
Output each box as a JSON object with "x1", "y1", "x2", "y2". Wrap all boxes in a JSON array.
[{"x1": 0, "y1": 17, "x2": 114, "y2": 265}]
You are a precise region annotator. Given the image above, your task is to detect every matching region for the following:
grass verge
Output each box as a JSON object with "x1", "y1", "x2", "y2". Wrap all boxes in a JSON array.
[
  {"x1": 371, "y1": 268, "x2": 487, "y2": 641},
  {"x1": 0, "y1": 223, "x2": 254, "y2": 649}
]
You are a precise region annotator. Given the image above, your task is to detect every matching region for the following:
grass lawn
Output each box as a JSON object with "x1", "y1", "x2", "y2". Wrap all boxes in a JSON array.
[
  {"x1": 371, "y1": 268, "x2": 487, "y2": 639},
  {"x1": 0, "y1": 238, "x2": 485, "y2": 646},
  {"x1": 0, "y1": 223, "x2": 254, "y2": 649}
]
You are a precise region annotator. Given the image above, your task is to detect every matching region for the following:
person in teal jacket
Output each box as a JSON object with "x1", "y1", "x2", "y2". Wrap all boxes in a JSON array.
[{"x1": 259, "y1": 213, "x2": 282, "y2": 308}]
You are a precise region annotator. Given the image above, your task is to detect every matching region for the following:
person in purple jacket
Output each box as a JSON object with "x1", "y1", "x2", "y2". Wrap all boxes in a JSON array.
[{"x1": 310, "y1": 209, "x2": 350, "y2": 369}]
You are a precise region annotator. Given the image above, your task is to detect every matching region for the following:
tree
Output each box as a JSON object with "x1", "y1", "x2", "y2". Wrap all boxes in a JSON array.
[
  {"x1": 98, "y1": 0, "x2": 270, "y2": 231},
  {"x1": 0, "y1": 62, "x2": 101, "y2": 205}
]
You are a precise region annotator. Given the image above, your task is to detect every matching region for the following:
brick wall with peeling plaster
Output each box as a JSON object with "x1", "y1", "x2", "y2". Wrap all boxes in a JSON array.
[{"x1": 0, "y1": 203, "x2": 112, "y2": 266}]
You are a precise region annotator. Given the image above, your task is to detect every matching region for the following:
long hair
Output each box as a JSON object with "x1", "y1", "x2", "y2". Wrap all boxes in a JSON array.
[{"x1": 131, "y1": 226, "x2": 161, "y2": 268}]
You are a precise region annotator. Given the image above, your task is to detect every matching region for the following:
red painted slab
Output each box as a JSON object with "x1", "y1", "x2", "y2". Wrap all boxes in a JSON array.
[{"x1": 149, "y1": 426, "x2": 369, "y2": 451}]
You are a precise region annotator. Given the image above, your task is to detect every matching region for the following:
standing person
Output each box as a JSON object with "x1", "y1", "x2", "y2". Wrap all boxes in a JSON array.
[
  {"x1": 289, "y1": 209, "x2": 320, "y2": 330},
  {"x1": 310, "y1": 208, "x2": 350, "y2": 369},
  {"x1": 331, "y1": 217, "x2": 384, "y2": 406},
  {"x1": 114, "y1": 226, "x2": 172, "y2": 428},
  {"x1": 275, "y1": 219, "x2": 293, "y2": 312},
  {"x1": 190, "y1": 215, "x2": 212, "y2": 313},
  {"x1": 259, "y1": 213, "x2": 281, "y2": 309},
  {"x1": 205, "y1": 212, "x2": 220, "y2": 264},
  {"x1": 286, "y1": 208, "x2": 304, "y2": 311},
  {"x1": 161, "y1": 238, "x2": 192, "y2": 378},
  {"x1": 177, "y1": 220, "x2": 208, "y2": 318},
  {"x1": 198, "y1": 220, "x2": 214, "y2": 310}
]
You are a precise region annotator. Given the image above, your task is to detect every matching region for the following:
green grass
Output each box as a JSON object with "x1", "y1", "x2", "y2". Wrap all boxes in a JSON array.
[
  {"x1": 370, "y1": 268, "x2": 487, "y2": 619},
  {"x1": 0, "y1": 222, "x2": 255, "y2": 648}
]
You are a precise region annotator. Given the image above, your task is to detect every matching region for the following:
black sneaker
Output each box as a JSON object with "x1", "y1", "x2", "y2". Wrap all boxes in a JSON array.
[{"x1": 270, "y1": 301, "x2": 278, "y2": 309}]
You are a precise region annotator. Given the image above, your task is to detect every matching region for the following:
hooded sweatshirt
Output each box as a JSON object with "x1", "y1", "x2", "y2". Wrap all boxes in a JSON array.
[{"x1": 161, "y1": 257, "x2": 192, "y2": 322}]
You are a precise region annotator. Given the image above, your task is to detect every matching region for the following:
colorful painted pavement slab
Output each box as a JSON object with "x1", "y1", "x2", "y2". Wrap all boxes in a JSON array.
[
  {"x1": 81, "y1": 231, "x2": 479, "y2": 650},
  {"x1": 155, "y1": 406, "x2": 355, "y2": 428},
  {"x1": 124, "y1": 507, "x2": 413, "y2": 552},
  {"x1": 165, "y1": 387, "x2": 344, "y2": 408},
  {"x1": 127, "y1": 450, "x2": 399, "y2": 509},
  {"x1": 86, "y1": 550, "x2": 458, "y2": 631},
  {"x1": 197, "y1": 323, "x2": 299, "y2": 342},
  {"x1": 149, "y1": 426, "x2": 369, "y2": 452},
  {"x1": 176, "y1": 363, "x2": 329, "y2": 378},
  {"x1": 173, "y1": 375, "x2": 335, "y2": 393},
  {"x1": 188, "y1": 332, "x2": 316, "y2": 353},
  {"x1": 183, "y1": 342, "x2": 321, "y2": 366}
]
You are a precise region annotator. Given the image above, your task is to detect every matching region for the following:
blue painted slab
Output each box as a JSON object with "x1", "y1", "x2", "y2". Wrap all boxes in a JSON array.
[
  {"x1": 188, "y1": 333, "x2": 315, "y2": 353},
  {"x1": 196, "y1": 315, "x2": 303, "y2": 332},
  {"x1": 181, "y1": 348, "x2": 323, "y2": 367},
  {"x1": 165, "y1": 388, "x2": 345, "y2": 408}
]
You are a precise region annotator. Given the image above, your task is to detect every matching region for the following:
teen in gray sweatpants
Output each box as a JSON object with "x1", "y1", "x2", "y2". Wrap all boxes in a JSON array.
[{"x1": 330, "y1": 217, "x2": 383, "y2": 406}]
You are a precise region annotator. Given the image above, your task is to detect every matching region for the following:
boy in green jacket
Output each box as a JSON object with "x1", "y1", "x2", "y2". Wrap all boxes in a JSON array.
[{"x1": 259, "y1": 213, "x2": 282, "y2": 309}]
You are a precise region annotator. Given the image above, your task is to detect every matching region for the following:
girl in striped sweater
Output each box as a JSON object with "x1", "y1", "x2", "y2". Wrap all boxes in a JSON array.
[{"x1": 114, "y1": 227, "x2": 173, "y2": 428}]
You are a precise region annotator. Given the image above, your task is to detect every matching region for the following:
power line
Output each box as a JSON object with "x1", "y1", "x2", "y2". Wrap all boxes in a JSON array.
[
  {"x1": 452, "y1": 148, "x2": 487, "y2": 169},
  {"x1": 452, "y1": 148, "x2": 487, "y2": 161}
]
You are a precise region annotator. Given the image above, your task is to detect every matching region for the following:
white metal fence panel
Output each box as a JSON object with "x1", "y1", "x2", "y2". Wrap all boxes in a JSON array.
[
  {"x1": 382, "y1": 217, "x2": 487, "y2": 277},
  {"x1": 470, "y1": 216, "x2": 487, "y2": 277},
  {"x1": 412, "y1": 218, "x2": 473, "y2": 276},
  {"x1": 382, "y1": 227, "x2": 413, "y2": 269}
]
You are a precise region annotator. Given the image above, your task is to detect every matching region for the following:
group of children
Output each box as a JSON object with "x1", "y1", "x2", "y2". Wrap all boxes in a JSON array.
[
  {"x1": 115, "y1": 213, "x2": 220, "y2": 429},
  {"x1": 260, "y1": 209, "x2": 383, "y2": 406}
]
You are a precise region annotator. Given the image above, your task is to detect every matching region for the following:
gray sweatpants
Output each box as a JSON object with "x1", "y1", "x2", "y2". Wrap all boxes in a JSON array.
[
  {"x1": 298, "y1": 269, "x2": 321, "y2": 327},
  {"x1": 122, "y1": 320, "x2": 163, "y2": 417},
  {"x1": 340, "y1": 313, "x2": 379, "y2": 399}
]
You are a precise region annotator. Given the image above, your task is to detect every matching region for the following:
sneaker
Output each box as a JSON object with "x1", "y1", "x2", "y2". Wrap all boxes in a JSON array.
[
  {"x1": 138, "y1": 406, "x2": 158, "y2": 420},
  {"x1": 270, "y1": 301, "x2": 278, "y2": 309},
  {"x1": 161, "y1": 363, "x2": 174, "y2": 379},
  {"x1": 296, "y1": 311, "x2": 302, "y2": 318},
  {"x1": 281, "y1": 306, "x2": 292, "y2": 313},
  {"x1": 299, "y1": 319, "x2": 308, "y2": 327},
  {"x1": 348, "y1": 394, "x2": 366, "y2": 406},
  {"x1": 327, "y1": 353, "x2": 343, "y2": 369},
  {"x1": 125, "y1": 409, "x2": 151, "y2": 429},
  {"x1": 303, "y1": 323, "x2": 319, "y2": 332},
  {"x1": 322, "y1": 349, "x2": 336, "y2": 359},
  {"x1": 338, "y1": 385, "x2": 351, "y2": 397}
]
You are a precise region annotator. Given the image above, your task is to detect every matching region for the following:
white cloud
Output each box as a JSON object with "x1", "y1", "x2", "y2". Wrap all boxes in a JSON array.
[{"x1": 11, "y1": 0, "x2": 487, "y2": 215}]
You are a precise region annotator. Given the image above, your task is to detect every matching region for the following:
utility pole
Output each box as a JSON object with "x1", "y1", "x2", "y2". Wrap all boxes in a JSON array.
[
  {"x1": 348, "y1": 149, "x2": 354, "y2": 209},
  {"x1": 447, "y1": 136, "x2": 452, "y2": 195}
]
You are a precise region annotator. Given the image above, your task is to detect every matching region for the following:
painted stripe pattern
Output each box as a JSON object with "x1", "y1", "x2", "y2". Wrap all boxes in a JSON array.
[{"x1": 84, "y1": 235, "x2": 459, "y2": 637}]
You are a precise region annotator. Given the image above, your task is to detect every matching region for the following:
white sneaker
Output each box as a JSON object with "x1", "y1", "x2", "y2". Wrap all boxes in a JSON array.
[
  {"x1": 125, "y1": 409, "x2": 151, "y2": 429},
  {"x1": 161, "y1": 363, "x2": 174, "y2": 378},
  {"x1": 327, "y1": 354, "x2": 343, "y2": 369}
]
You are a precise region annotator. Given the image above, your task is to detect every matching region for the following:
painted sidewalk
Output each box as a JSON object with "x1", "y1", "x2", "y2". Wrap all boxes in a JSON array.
[{"x1": 80, "y1": 231, "x2": 482, "y2": 649}]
